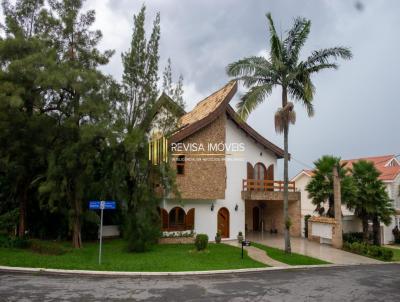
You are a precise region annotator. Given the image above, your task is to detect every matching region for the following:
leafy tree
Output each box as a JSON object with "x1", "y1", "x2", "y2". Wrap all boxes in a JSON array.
[
  {"x1": 306, "y1": 155, "x2": 355, "y2": 217},
  {"x1": 116, "y1": 5, "x2": 164, "y2": 252},
  {"x1": 0, "y1": 0, "x2": 56, "y2": 237},
  {"x1": 38, "y1": 0, "x2": 114, "y2": 248},
  {"x1": 226, "y1": 13, "x2": 352, "y2": 253},
  {"x1": 347, "y1": 160, "x2": 395, "y2": 245}
]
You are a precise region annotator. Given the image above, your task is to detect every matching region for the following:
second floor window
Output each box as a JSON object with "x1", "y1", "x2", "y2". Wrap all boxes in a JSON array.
[{"x1": 177, "y1": 155, "x2": 185, "y2": 175}]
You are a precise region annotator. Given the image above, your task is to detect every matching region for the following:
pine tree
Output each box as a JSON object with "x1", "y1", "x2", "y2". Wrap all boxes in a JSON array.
[
  {"x1": 162, "y1": 57, "x2": 185, "y2": 108},
  {"x1": 0, "y1": 0, "x2": 56, "y2": 237},
  {"x1": 117, "y1": 5, "x2": 167, "y2": 252},
  {"x1": 38, "y1": 0, "x2": 114, "y2": 248}
]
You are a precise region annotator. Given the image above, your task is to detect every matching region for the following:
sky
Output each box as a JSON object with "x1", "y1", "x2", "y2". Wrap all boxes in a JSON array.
[{"x1": 3, "y1": 0, "x2": 400, "y2": 177}]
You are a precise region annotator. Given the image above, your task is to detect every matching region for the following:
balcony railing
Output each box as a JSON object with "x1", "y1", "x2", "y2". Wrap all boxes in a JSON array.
[{"x1": 242, "y1": 179, "x2": 296, "y2": 192}]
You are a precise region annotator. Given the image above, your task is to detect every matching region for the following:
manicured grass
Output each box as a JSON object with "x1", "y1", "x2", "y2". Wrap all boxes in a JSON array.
[
  {"x1": 252, "y1": 242, "x2": 330, "y2": 265},
  {"x1": 386, "y1": 247, "x2": 400, "y2": 261},
  {"x1": 0, "y1": 239, "x2": 265, "y2": 272}
]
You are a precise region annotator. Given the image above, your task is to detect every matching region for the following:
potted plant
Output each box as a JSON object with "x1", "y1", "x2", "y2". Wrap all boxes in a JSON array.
[
  {"x1": 237, "y1": 231, "x2": 244, "y2": 243},
  {"x1": 215, "y1": 231, "x2": 221, "y2": 243}
]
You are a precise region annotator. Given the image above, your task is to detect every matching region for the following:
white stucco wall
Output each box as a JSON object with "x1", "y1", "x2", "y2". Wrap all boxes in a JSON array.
[
  {"x1": 224, "y1": 118, "x2": 277, "y2": 239},
  {"x1": 294, "y1": 171, "x2": 360, "y2": 237},
  {"x1": 382, "y1": 175, "x2": 400, "y2": 244},
  {"x1": 162, "y1": 117, "x2": 279, "y2": 240}
]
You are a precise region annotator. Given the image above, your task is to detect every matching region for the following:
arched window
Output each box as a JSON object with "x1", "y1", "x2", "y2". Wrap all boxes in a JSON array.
[
  {"x1": 169, "y1": 207, "x2": 186, "y2": 229},
  {"x1": 254, "y1": 163, "x2": 267, "y2": 180}
]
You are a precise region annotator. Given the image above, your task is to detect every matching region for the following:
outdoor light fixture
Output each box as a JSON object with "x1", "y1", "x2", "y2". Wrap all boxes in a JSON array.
[
  {"x1": 211, "y1": 203, "x2": 214, "y2": 211},
  {"x1": 235, "y1": 204, "x2": 238, "y2": 211}
]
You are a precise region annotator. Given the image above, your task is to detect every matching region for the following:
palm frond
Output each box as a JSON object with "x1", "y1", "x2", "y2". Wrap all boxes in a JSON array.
[
  {"x1": 266, "y1": 13, "x2": 283, "y2": 64},
  {"x1": 305, "y1": 47, "x2": 352, "y2": 68},
  {"x1": 288, "y1": 80, "x2": 315, "y2": 117},
  {"x1": 306, "y1": 63, "x2": 338, "y2": 73},
  {"x1": 284, "y1": 17, "x2": 311, "y2": 65},
  {"x1": 236, "y1": 84, "x2": 273, "y2": 120},
  {"x1": 226, "y1": 56, "x2": 270, "y2": 77}
]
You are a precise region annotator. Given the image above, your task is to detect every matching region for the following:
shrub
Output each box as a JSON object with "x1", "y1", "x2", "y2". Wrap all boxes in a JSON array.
[
  {"x1": 343, "y1": 232, "x2": 364, "y2": 244},
  {"x1": 194, "y1": 234, "x2": 208, "y2": 251},
  {"x1": 29, "y1": 240, "x2": 68, "y2": 255},
  {"x1": 381, "y1": 248, "x2": 394, "y2": 261},
  {"x1": 215, "y1": 231, "x2": 221, "y2": 244},
  {"x1": 344, "y1": 241, "x2": 393, "y2": 261},
  {"x1": 392, "y1": 226, "x2": 400, "y2": 244},
  {"x1": 0, "y1": 235, "x2": 29, "y2": 249}
]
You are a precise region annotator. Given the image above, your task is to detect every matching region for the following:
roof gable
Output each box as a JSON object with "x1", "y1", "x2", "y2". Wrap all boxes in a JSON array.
[{"x1": 170, "y1": 81, "x2": 284, "y2": 158}]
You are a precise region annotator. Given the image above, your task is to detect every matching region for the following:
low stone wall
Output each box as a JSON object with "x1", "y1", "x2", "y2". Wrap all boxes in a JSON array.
[
  {"x1": 158, "y1": 237, "x2": 195, "y2": 244},
  {"x1": 307, "y1": 216, "x2": 342, "y2": 247}
]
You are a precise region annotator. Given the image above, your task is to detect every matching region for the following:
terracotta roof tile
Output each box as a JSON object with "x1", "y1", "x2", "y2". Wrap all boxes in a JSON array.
[{"x1": 341, "y1": 155, "x2": 400, "y2": 181}]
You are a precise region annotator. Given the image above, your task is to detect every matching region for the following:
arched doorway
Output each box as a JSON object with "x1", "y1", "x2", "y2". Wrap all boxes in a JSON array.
[
  {"x1": 217, "y1": 207, "x2": 230, "y2": 238},
  {"x1": 252, "y1": 206, "x2": 260, "y2": 231}
]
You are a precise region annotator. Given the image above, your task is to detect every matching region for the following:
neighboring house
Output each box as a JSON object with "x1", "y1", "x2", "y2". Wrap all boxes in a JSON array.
[
  {"x1": 157, "y1": 81, "x2": 301, "y2": 240},
  {"x1": 293, "y1": 155, "x2": 400, "y2": 244},
  {"x1": 292, "y1": 170, "x2": 361, "y2": 238}
]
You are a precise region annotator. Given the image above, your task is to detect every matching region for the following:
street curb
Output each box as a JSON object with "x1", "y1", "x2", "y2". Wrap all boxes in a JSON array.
[{"x1": 0, "y1": 262, "x2": 398, "y2": 278}]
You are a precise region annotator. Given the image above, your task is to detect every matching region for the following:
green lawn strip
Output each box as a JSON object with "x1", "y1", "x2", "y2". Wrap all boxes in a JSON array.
[
  {"x1": 252, "y1": 242, "x2": 330, "y2": 265},
  {"x1": 385, "y1": 247, "x2": 400, "y2": 261},
  {"x1": 0, "y1": 239, "x2": 266, "y2": 272}
]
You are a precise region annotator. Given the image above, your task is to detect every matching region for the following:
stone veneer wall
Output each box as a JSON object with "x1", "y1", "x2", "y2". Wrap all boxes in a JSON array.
[
  {"x1": 244, "y1": 199, "x2": 301, "y2": 236},
  {"x1": 172, "y1": 115, "x2": 226, "y2": 199}
]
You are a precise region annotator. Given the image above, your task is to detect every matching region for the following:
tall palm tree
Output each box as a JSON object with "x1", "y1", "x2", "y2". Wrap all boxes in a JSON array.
[
  {"x1": 306, "y1": 155, "x2": 355, "y2": 218},
  {"x1": 227, "y1": 13, "x2": 352, "y2": 253}
]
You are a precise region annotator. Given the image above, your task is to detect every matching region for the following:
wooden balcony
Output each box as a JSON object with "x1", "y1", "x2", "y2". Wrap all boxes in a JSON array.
[{"x1": 241, "y1": 179, "x2": 300, "y2": 201}]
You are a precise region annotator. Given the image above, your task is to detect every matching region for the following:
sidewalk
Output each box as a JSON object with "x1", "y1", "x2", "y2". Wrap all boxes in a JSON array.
[{"x1": 224, "y1": 241, "x2": 289, "y2": 267}]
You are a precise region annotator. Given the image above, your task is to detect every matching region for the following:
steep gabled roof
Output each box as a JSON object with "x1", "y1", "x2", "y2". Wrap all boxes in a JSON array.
[
  {"x1": 170, "y1": 81, "x2": 284, "y2": 158},
  {"x1": 292, "y1": 155, "x2": 400, "y2": 182},
  {"x1": 342, "y1": 155, "x2": 400, "y2": 181},
  {"x1": 171, "y1": 81, "x2": 237, "y2": 142}
]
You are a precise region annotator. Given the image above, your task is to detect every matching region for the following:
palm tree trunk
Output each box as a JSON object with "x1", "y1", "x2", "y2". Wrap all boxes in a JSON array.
[
  {"x1": 361, "y1": 213, "x2": 369, "y2": 243},
  {"x1": 372, "y1": 214, "x2": 381, "y2": 246},
  {"x1": 282, "y1": 86, "x2": 291, "y2": 253}
]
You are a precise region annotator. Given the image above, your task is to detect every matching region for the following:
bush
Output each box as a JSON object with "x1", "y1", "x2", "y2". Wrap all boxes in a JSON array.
[
  {"x1": 343, "y1": 241, "x2": 393, "y2": 261},
  {"x1": 0, "y1": 235, "x2": 29, "y2": 249},
  {"x1": 392, "y1": 226, "x2": 400, "y2": 244},
  {"x1": 381, "y1": 248, "x2": 394, "y2": 261},
  {"x1": 194, "y1": 234, "x2": 208, "y2": 251},
  {"x1": 343, "y1": 232, "x2": 364, "y2": 244},
  {"x1": 29, "y1": 240, "x2": 68, "y2": 255}
]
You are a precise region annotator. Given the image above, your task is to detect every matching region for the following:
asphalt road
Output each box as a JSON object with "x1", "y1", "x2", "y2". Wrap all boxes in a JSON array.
[{"x1": 0, "y1": 264, "x2": 399, "y2": 302}]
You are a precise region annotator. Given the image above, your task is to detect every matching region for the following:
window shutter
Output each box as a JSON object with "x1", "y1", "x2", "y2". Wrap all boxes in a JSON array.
[{"x1": 186, "y1": 208, "x2": 195, "y2": 230}]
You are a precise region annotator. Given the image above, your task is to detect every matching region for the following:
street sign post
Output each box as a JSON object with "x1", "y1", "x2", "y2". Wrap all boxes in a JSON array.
[
  {"x1": 89, "y1": 200, "x2": 116, "y2": 265},
  {"x1": 241, "y1": 240, "x2": 251, "y2": 259}
]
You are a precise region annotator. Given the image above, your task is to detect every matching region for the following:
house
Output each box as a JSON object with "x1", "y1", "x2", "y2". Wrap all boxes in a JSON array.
[
  {"x1": 293, "y1": 155, "x2": 400, "y2": 244},
  {"x1": 157, "y1": 81, "x2": 301, "y2": 240}
]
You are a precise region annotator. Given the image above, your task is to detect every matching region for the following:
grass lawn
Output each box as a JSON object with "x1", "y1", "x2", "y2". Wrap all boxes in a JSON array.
[
  {"x1": 0, "y1": 239, "x2": 266, "y2": 272},
  {"x1": 386, "y1": 247, "x2": 400, "y2": 261},
  {"x1": 252, "y1": 242, "x2": 330, "y2": 265}
]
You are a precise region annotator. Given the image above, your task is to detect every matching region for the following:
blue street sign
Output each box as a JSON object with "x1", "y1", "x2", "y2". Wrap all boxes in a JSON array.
[
  {"x1": 88, "y1": 200, "x2": 117, "y2": 265},
  {"x1": 89, "y1": 201, "x2": 116, "y2": 210}
]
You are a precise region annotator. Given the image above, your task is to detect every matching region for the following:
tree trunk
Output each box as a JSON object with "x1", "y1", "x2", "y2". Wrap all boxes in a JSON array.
[
  {"x1": 362, "y1": 214, "x2": 369, "y2": 244},
  {"x1": 18, "y1": 187, "x2": 28, "y2": 238},
  {"x1": 372, "y1": 214, "x2": 381, "y2": 246},
  {"x1": 72, "y1": 199, "x2": 82, "y2": 248},
  {"x1": 282, "y1": 86, "x2": 291, "y2": 253}
]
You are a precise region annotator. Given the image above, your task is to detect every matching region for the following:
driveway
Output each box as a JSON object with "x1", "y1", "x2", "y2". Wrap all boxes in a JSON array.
[
  {"x1": 246, "y1": 233, "x2": 381, "y2": 264},
  {"x1": 0, "y1": 264, "x2": 399, "y2": 301}
]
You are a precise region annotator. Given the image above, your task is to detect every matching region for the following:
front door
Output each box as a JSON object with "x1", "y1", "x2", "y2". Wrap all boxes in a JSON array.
[
  {"x1": 253, "y1": 206, "x2": 260, "y2": 231},
  {"x1": 217, "y1": 208, "x2": 230, "y2": 238}
]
